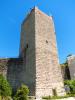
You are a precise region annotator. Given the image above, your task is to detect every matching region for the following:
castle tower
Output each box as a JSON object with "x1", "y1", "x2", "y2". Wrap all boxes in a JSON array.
[{"x1": 19, "y1": 7, "x2": 65, "y2": 98}]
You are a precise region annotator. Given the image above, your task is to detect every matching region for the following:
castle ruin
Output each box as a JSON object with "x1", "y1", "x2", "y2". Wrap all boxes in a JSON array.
[{"x1": 0, "y1": 7, "x2": 65, "y2": 99}]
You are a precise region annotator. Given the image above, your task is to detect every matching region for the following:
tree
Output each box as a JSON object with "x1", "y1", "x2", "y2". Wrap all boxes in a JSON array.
[
  {"x1": 0, "y1": 74, "x2": 12, "y2": 99},
  {"x1": 14, "y1": 84, "x2": 29, "y2": 100}
]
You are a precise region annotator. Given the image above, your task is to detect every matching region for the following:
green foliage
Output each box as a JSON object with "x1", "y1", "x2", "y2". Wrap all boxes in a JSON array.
[
  {"x1": 60, "y1": 62, "x2": 68, "y2": 68},
  {"x1": 0, "y1": 74, "x2": 12, "y2": 98},
  {"x1": 42, "y1": 94, "x2": 75, "y2": 100},
  {"x1": 64, "y1": 80, "x2": 75, "y2": 94},
  {"x1": 42, "y1": 95, "x2": 68, "y2": 99},
  {"x1": 13, "y1": 84, "x2": 29, "y2": 100}
]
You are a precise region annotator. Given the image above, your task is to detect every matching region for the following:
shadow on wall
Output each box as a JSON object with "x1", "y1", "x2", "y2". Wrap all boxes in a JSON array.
[{"x1": 7, "y1": 58, "x2": 23, "y2": 93}]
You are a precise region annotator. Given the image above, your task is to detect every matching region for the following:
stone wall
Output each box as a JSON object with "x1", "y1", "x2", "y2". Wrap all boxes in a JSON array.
[
  {"x1": 19, "y1": 7, "x2": 65, "y2": 98},
  {"x1": 20, "y1": 8, "x2": 36, "y2": 96},
  {"x1": 7, "y1": 58, "x2": 23, "y2": 91},
  {"x1": 0, "y1": 58, "x2": 8, "y2": 78},
  {"x1": 35, "y1": 7, "x2": 65, "y2": 98},
  {"x1": 0, "y1": 7, "x2": 66, "y2": 99},
  {"x1": 67, "y1": 55, "x2": 75, "y2": 79},
  {"x1": 61, "y1": 64, "x2": 71, "y2": 80},
  {"x1": 0, "y1": 58, "x2": 23, "y2": 92}
]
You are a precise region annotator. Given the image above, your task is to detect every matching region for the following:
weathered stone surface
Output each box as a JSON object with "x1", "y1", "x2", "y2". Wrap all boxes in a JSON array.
[
  {"x1": 67, "y1": 55, "x2": 75, "y2": 79},
  {"x1": 0, "y1": 58, "x2": 8, "y2": 78},
  {"x1": 0, "y1": 58, "x2": 23, "y2": 91},
  {"x1": 61, "y1": 63, "x2": 71, "y2": 80},
  {"x1": 0, "y1": 7, "x2": 65, "y2": 98},
  {"x1": 20, "y1": 7, "x2": 65, "y2": 98}
]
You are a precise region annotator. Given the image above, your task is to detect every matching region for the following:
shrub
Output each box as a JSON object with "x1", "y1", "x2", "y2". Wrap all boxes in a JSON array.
[
  {"x1": 13, "y1": 84, "x2": 29, "y2": 100},
  {"x1": 0, "y1": 74, "x2": 12, "y2": 99},
  {"x1": 64, "y1": 80, "x2": 75, "y2": 94}
]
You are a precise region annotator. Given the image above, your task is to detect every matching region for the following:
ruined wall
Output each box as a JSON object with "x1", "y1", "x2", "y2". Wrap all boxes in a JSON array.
[
  {"x1": 67, "y1": 55, "x2": 75, "y2": 79},
  {"x1": 0, "y1": 58, "x2": 23, "y2": 92},
  {"x1": 0, "y1": 58, "x2": 8, "y2": 78},
  {"x1": 61, "y1": 64, "x2": 71, "y2": 80},
  {"x1": 0, "y1": 7, "x2": 66, "y2": 98},
  {"x1": 7, "y1": 58, "x2": 23, "y2": 91}
]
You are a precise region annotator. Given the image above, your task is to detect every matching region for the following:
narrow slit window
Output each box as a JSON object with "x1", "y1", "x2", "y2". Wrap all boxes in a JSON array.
[
  {"x1": 26, "y1": 44, "x2": 28, "y2": 48},
  {"x1": 52, "y1": 89, "x2": 57, "y2": 96},
  {"x1": 46, "y1": 40, "x2": 48, "y2": 43}
]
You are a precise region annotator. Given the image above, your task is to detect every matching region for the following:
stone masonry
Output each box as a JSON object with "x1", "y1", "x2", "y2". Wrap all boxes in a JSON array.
[
  {"x1": 0, "y1": 7, "x2": 65, "y2": 99},
  {"x1": 20, "y1": 7, "x2": 65, "y2": 98},
  {"x1": 0, "y1": 58, "x2": 23, "y2": 92},
  {"x1": 67, "y1": 55, "x2": 75, "y2": 79}
]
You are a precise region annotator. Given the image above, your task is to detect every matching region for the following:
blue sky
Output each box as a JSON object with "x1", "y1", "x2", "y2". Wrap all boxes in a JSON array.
[{"x1": 0, "y1": 0, "x2": 75, "y2": 63}]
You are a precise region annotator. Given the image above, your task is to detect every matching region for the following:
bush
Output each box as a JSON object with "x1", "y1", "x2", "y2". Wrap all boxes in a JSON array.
[
  {"x1": 0, "y1": 74, "x2": 12, "y2": 99},
  {"x1": 64, "y1": 80, "x2": 75, "y2": 94},
  {"x1": 13, "y1": 84, "x2": 29, "y2": 100}
]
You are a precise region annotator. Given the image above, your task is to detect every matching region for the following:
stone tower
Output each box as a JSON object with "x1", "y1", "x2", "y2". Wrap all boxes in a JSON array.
[{"x1": 19, "y1": 7, "x2": 65, "y2": 98}]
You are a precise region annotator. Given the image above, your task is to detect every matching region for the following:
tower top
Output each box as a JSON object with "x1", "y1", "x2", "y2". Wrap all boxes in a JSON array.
[
  {"x1": 31, "y1": 6, "x2": 52, "y2": 18},
  {"x1": 22, "y1": 7, "x2": 52, "y2": 26}
]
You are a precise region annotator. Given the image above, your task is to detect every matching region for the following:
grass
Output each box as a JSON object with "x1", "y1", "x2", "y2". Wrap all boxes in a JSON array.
[{"x1": 42, "y1": 94, "x2": 75, "y2": 99}]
